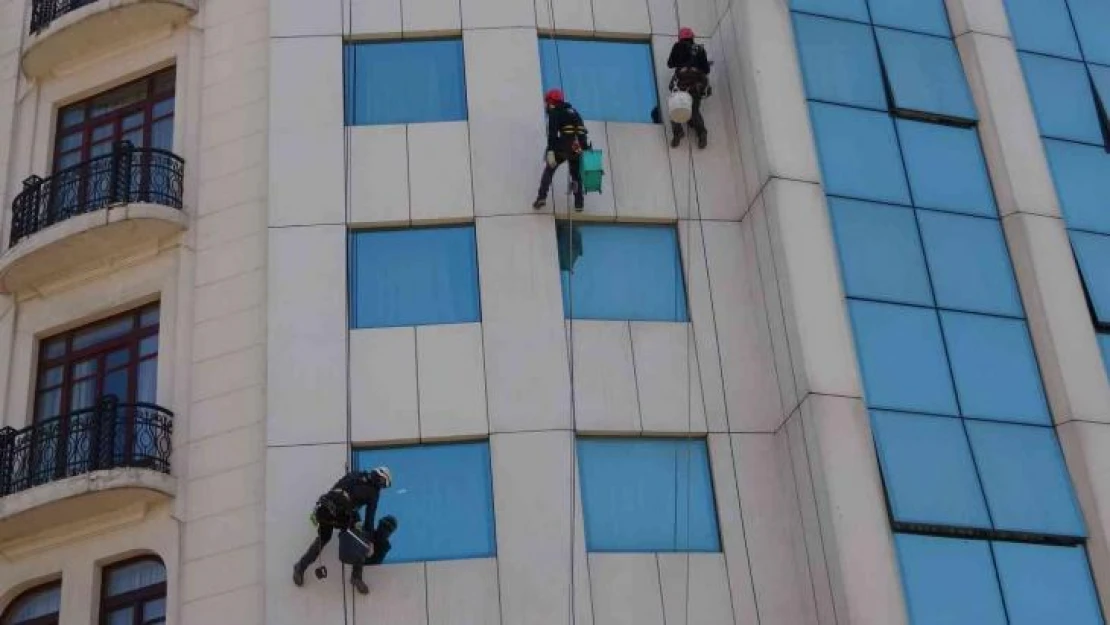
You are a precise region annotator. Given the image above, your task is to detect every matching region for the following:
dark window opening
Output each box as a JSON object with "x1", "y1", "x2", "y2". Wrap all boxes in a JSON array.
[
  {"x1": 1, "y1": 582, "x2": 60, "y2": 625},
  {"x1": 99, "y1": 557, "x2": 166, "y2": 625}
]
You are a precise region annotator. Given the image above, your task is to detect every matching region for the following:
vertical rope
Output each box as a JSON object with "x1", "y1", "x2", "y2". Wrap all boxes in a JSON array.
[{"x1": 341, "y1": 0, "x2": 357, "y2": 622}]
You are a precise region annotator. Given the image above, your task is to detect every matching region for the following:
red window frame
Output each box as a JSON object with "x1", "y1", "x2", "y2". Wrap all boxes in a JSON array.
[
  {"x1": 98, "y1": 557, "x2": 166, "y2": 625},
  {"x1": 1, "y1": 582, "x2": 61, "y2": 625}
]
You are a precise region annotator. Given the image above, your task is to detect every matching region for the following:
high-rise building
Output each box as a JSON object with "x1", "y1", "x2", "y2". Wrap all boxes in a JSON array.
[{"x1": 0, "y1": 0, "x2": 1108, "y2": 622}]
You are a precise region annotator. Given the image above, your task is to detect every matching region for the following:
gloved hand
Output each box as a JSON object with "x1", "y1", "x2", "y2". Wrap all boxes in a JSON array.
[
  {"x1": 546, "y1": 150, "x2": 557, "y2": 167},
  {"x1": 378, "y1": 515, "x2": 399, "y2": 538}
]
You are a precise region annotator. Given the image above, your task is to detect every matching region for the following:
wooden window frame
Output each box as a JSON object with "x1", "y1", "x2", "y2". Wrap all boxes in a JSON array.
[{"x1": 98, "y1": 556, "x2": 166, "y2": 625}]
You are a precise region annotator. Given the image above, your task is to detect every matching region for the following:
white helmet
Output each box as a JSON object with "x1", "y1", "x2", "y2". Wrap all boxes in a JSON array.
[{"x1": 371, "y1": 466, "x2": 392, "y2": 488}]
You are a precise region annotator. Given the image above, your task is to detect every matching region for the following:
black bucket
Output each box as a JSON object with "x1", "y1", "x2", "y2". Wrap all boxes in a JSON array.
[{"x1": 338, "y1": 528, "x2": 373, "y2": 565}]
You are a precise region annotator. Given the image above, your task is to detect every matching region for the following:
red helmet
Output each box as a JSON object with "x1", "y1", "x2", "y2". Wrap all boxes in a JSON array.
[
  {"x1": 544, "y1": 88, "x2": 564, "y2": 105},
  {"x1": 679, "y1": 27, "x2": 695, "y2": 40}
]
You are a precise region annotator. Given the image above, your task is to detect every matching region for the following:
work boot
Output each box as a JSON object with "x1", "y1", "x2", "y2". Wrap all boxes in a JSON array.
[
  {"x1": 670, "y1": 125, "x2": 684, "y2": 148},
  {"x1": 532, "y1": 196, "x2": 547, "y2": 209},
  {"x1": 697, "y1": 132, "x2": 708, "y2": 150},
  {"x1": 293, "y1": 564, "x2": 306, "y2": 587},
  {"x1": 351, "y1": 570, "x2": 369, "y2": 595},
  {"x1": 574, "y1": 195, "x2": 584, "y2": 211},
  {"x1": 293, "y1": 538, "x2": 323, "y2": 587}
]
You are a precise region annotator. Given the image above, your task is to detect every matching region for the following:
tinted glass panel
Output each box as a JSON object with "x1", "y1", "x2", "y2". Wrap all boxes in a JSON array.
[
  {"x1": 1072, "y1": 231, "x2": 1110, "y2": 324},
  {"x1": 578, "y1": 438, "x2": 720, "y2": 552},
  {"x1": 876, "y1": 28, "x2": 977, "y2": 120},
  {"x1": 1090, "y1": 64, "x2": 1110, "y2": 115},
  {"x1": 558, "y1": 224, "x2": 688, "y2": 322},
  {"x1": 871, "y1": 411, "x2": 989, "y2": 527},
  {"x1": 896, "y1": 121, "x2": 997, "y2": 217},
  {"x1": 792, "y1": 14, "x2": 886, "y2": 109},
  {"x1": 939, "y1": 312, "x2": 1049, "y2": 424},
  {"x1": 993, "y1": 543, "x2": 1105, "y2": 625},
  {"x1": 917, "y1": 210, "x2": 1023, "y2": 317},
  {"x1": 345, "y1": 40, "x2": 468, "y2": 125},
  {"x1": 966, "y1": 421, "x2": 1085, "y2": 536},
  {"x1": 73, "y1": 316, "x2": 135, "y2": 351},
  {"x1": 1068, "y1": 0, "x2": 1110, "y2": 65},
  {"x1": 106, "y1": 559, "x2": 166, "y2": 595},
  {"x1": 895, "y1": 534, "x2": 1008, "y2": 625},
  {"x1": 355, "y1": 441, "x2": 496, "y2": 562},
  {"x1": 1044, "y1": 139, "x2": 1110, "y2": 234},
  {"x1": 1098, "y1": 334, "x2": 1110, "y2": 379},
  {"x1": 5, "y1": 584, "x2": 60, "y2": 623},
  {"x1": 1001, "y1": 0, "x2": 1081, "y2": 58},
  {"x1": 1020, "y1": 53, "x2": 1102, "y2": 145},
  {"x1": 868, "y1": 0, "x2": 950, "y2": 37},
  {"x1": 539, "y1": 39, "x2": 658, "y2": 123},
  {"x1": 788, "y1": 0, "x2": 869, "y2": 22},
  {"x1": 350, "y1": 226, "x2": 481, "y2": 328},
  {"x1": 828, "y1": 198, "x2": 932, "y2": 306},
  {"x1": 809, "y1": 103, "x2": 910, "y2": 204}
]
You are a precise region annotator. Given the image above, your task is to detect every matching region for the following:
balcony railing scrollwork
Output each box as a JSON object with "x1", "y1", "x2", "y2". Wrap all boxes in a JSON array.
[
  {"x1": 30, "y1": 0, "x2": 98, "y2": 34},
  {"x1": 10, "y1": 142, "x2": 185, "y2": 247},
  {"x1": 0, "y1": 396, "x2": 173, "y2": 498}
]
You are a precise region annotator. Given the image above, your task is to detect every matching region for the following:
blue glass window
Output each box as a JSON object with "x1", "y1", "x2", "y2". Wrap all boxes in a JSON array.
[
  {"x1": 871, "y1": 411, "x2": 989, "y2": 527},
  {"x1": 868, "y1": 0, "x2": 950, "y2": 37},
  {"x1": 354, "y1": 441, "x2": 496, "y2": 562},
  {"x1": 993, "y1": 543, "x2": 1105, "y2": 625},
  {"x1": 539, "y1": 39, "x2": 657, "y2": 123},
  {"x1": 557, "y1": 223, "x2": 688, "y2": 322},
  {"x1": 917, "y1": 210, "x2": 1023, "y2": 317},
  {"x1": 966, "y1": 421, "x2": 1085, "y2": 536},
  {"x1": 350, "y1": 226, "x2": 481, "y2": 328},
  {"x1": 895, "y1": 534, "x2": 1008, "y2": 625},
  {"x1": 1068, "y1": 0, "x2": 1110, "y2": 66},
  {"x1": 1091, "y1": 64, "x2": 1110, "y2": 114},
  {"x1": 809, "y1": 103, "x2": 910, "y2": 204},
  {"x1": 788, "y1": 0, "x2": 869, "y2": 22},
  {"x1": 875, "y1": 28, "x2": 977, "y2": 121},
  {"x1": 1001, "y1": 0, "x2": 1081, "y2": 59},
  {"x1": 896, "y1": 120, "x2": 997, "y2": 217},
  {"x1": 1098, "y1": 334, "x2": 1110, "y2": 377},
  {"x1": 848, "y1": 301, "x2": 958, "y2": 415},
  {"x1": 793, "y1": 14, "x2": 886, "y2": 109},
  {"x1": 829, "y1": 199, "x2": 932, "y2": 306},
  {"x1": 577, "y1": 438, "x2": 720, "y2": 552},
  {"x1": 1071, "y1": 231, "x2": 1110, "y2": 324},
  {"x1": 939, "y1": 312, "x2": 1049, "y2": 424},
  {"x1": 344, "y1": 40, "x2": 467, "y2": 125},
  {"x1": 1019, "y1": 53, "x2": 1102, "y2": 145},
  {"x1": 1044, "y1": 139, "x2": 1110, "y2": 234}
]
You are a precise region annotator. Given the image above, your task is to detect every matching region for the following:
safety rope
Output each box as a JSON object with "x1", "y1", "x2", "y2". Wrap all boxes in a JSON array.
[{"x1": 341, "y1": 0, "x2": 357, "y2": 622}]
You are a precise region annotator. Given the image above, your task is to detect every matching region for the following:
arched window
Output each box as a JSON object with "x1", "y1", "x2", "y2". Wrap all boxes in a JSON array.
[
  {"x1": 2, "y1": 582, "x2": 61, "y2": 625},
  {"x1": 99, "y1": 557, "x2": 166, "y2": 625}
]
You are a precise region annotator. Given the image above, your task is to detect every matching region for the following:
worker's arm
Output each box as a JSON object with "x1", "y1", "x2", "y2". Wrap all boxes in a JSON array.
[
  {"x1": 667, "y1": 43, "x2": 681, "y2": 69},
  {"x1": 696, "y1": 46, "x2": 711, "y2": 74},
  {"x1": 547, "y1": 110, "x2": 560, "y2": 151}
]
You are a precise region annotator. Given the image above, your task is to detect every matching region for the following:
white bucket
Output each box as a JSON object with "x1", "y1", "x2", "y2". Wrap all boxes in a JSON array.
[{"x1": 668, "y1": 90, "x2": 693, "y2": 124}]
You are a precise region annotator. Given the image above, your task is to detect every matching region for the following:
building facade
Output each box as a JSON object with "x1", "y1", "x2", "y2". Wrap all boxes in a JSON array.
[{"x1": 0, "y1": 0, "x2": 1108, "y2": 622}]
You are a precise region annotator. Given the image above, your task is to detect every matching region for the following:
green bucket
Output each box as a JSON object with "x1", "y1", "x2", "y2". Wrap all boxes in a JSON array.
[{"x1": 579, "y1": 149, "x2": 604, "y2": 194}]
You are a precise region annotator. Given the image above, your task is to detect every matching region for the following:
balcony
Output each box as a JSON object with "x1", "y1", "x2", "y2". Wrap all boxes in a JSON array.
[
  {"x1": 23, "y1": 0, "x2": 197, "y2": 79},
  {"x1": 0, "y1": 396, "x2": 175, "y2": 548},
  {"x1": 0, "y1": 142, "x2": 186, "y2": 294}
]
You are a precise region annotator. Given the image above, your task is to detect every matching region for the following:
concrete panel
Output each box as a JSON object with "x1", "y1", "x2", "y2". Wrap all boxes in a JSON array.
[
  {"x1": 1057, "y1": 421, "x2": 1110, "y2": 610},
  {"x1": 182, "y1": 585, "x2": 262, "y2": 625},
  {"x1": 350, "y1": 327, "x2": 420, "y2": 443},
  {"x1": 718, "y1": 10, "x2": 762, "y2": 208},
  {"x1": 631, "y1": 321, "x2": 707, "y2": 433},
  {"x1": 609, "y1": 122, "x2": 677, "y2": 220},
  {"x1": 647, "y1": 0, "x2": 678, "y2": 35},
  {"x1": 462, "y1": 0, "x2": 535, "y2": 32},
  {"x1": 677, "y1": 221, "x2": 729, "y2": 432},
  {"x1": 271, "y1": 0, "x2": 341, "y2": 36},
  {"x1": 267, "y1": 226, "x2": 348, "y2": 446},
  {"x1": 427, "y1": 558, "x2": 502, "y2": 625},
  {"x1": 703, "y1": 435, "x2": 761, "y2": 625},
  {"x1": 466, "y1": 29, "x2": 546, "y2": 216},
  {"x1": 183, "y1": 504, "x2": 263, "y2": 562},
  {"x1": 345, "y1": 0, "x2": 402, "y2": 35},
  {"x1": 676, "y1": 0, "x2": 714, "y2": 44},
  {"x1": 477, "y1": 215, "x2": 572, "y2": 432},
  {"x1": 749, "y1": 199, "x2": 800, "y2": 419},
  {"x1": 409, "y1": 121, "x2": 474, "y2": 223},
  {"x1": 589, "y1": 554, "x2": 666, "y2": 625},
  {"x1": 270, "y1": 127, "x2": 346, "y2": 227},
  {"x1": 945, "y1": 0, "x2": 1010, "y2": 38},
  {"x1": 350, "y1": 125, "x2": 410, "y2": 225},
  {"x1": 186, "y1": 463, "x2": 265, "y2": 522},
  {"x1": 569, "y1": 320, "x2": 641, "y2": 433},
  {"x1": 492, "y1": 431, "x2": 574, "y2": 625},
  {"x1": 593, "y1": 0, "x2": 651, "y2": 34},
  {"x1": 356, "y1": 563, "x2": 428, "y2": 623},
  {"x1": 404, "y1": 0, "x2": 462, "y2": 33},
  {"x1": 658, "y1": 553, "x2": 734, "y2": 625},
  {"x1": 192, "y1": 307, "x2": 264, "y2": 364},
  {"x1": 190, "y1": 387, "x2": 265, "y2": 442},
  {"x1": 270, "y1": 37, "x2": 343, "y2": 134},
  {"x1": 264, "y1": 445, "x2": 348, "y2": 625},
  {"x1": 417, "y1": 323, "x2": 489, "y2": 440},
  {"x1": 535, "y1": 0, "x2": 594, "y2": 32},
  {"x1": 553, "y1": 121, "x2": 616, "y2": 218},
  {"x1": 183, "y1": 545, "x2": 262, "y2": 604}
]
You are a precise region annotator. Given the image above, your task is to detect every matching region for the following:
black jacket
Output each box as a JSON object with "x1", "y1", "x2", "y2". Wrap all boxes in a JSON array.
[
  {"x1": 667, "y1": 40, "x2": 710, "y2": 75},
  {"x1": 546, "y1": 101, "x2": 588, "y2": 152},
  {"x1": 332, "y1": 471, "x2": 383, "y2": 527}
]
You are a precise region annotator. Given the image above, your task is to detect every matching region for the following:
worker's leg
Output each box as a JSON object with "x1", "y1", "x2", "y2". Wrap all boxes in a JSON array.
[
  {"x1": 690, "y1": 95, "x2": 707, "y2": 149},
  {"x1": 293, "y1": 524, "x2": 333, "y2": 586},
  {"x1": 670, "y1": 120, "x2": 685, "y2": 148},
  {"x1": 569, "y1": 154, "x2": 584, "y2": 210},
  {"x1": 534, "y1": 156, "x2": 566, "y2": 208}
]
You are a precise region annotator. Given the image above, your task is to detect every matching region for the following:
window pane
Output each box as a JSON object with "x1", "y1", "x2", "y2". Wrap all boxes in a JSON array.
[
  {"x1": 1044, "y1": 139, "x2": 1110, "y2": 235},
  {"x1": 917, "y1": 210, "x2": 1023, "y2": 316},
  {"x1": 1098, "y1": 334, "x2": 1110, "y2": 380},
  {"x1": 876, "y1": 28, "x2": 977, "y2": 120},
  {"x1": 558, "y1": 224, "x2": 688, "y2": 322},
  {"x1": 895, "y1": 534, "x2": 1007, "y2": 625},
  {"x1": 72, "y1": 358, "x2": 97, "y2": 379},
  {"x1": 60, "y1": 106, "x2": 85, "y2": 128},
  {"x1": 140, "y1": 305, "x2": 159, "y2": 328},
  {"x1": 809, "y1": 103, "x2": 910, "y2": 204},
  {"x1": 939, "y1": 312, "x2": 1049, "y2": 424},
  {"x1": 143, "y1": 597, "x2": 166, "y2": 620},
  {"x1": 993, "y1": 543, "x2": 1104, "y2": 625},
  {"x1": 868, "y1": 0, "x2": 950, "y2": 37},
  {"x1": 57, "y1": 132, "x2": 83, "y2": 152},
  {"x1": 140, "y1": 336, "x2": 158, "y2": 357},
  {"x1": 73, "y1": 315, "x2": 135, "y2": 351},
  {"x1": 788, "y1": 0, "x2": 869, "y2": 22},
  {"x1": 6, "y1": 584, "x2": 61, "y2": 623},
  {"x1": 104, "y1": 369, "x2": 129, "y2": 402},
  {"x1": 1064, "y1": 0, "x2": 1110, "y2": 65},
  {"x1": 539, "y1": 39, "x2": 658, "y2": 123},
  {"x1": 92, "y1": 124, "x2": 114, "y2": 142},
  {"x1": 1090, "y1": 65, "x2": 1110, "y2": 117},
  {"x1": 871, "y1": 411, "x2": 989, "y2": 527},
  {"x1": 1072, "y1": 231, "x2": 1110, "y2": 324},
  {"x1": 106, "y1": 348, "x2": 130, "y2": 370},
  {"x1": 71, "y1": 378, "x2": 96, "y2": 411},
  {"x1": 1001, "y1": 0, "x2": 1081, "y2": 58},
  {"x1": 1019, "y1": 53, "x2": 1102, "y2": 145},
  {"x1": 42, "y1": 337, "x2": 66, "y2": 359},
  {"x1": 577, "y1": 438, "x2": 720, "y2": 552},
  {"x1": 36, "y1": 389, "x2": 61, "y2": 421},
  {"x1": 55, "y1": 151, "x2": 81, "y2": 170},
  {"x1": 896, "y1": 120, "x2": 997, "y2": 217},
  {"x1": 345, "y1": 40, "x2": 467, "y2": 125},
  {"x1": 966, "y1": 421, "x2": 1085, "y2": 536},
  {"x1": 828, "y1": 198, "x2": 932, "y2": 306},
  {"x1": 848, "y1": 301, "x2": 958, "y2": 415},
  {"x1": 138, "y1": 359, "x2": 157, "y2": 404},
  {"x1": 350, "y1": 226, "x2": 480, "y2": 328},
  {"x1": 106, "y1": 559, "x2": 166, "y2": 595},
  {"x1": 151, "y1": 119, "x2": 173, "y2": 151},
  {"x1": 90, "y1": 81, "x2": 148, "y2": 118},
  {"x1": 792, "y1": 14, "x2": 886, "y2": 109},
  {"x1": 153, "y1": 97, "x2": 174, "y2": 119},
  {"x1": 152, "y1": 70, "x2": 175, "y2": 94},
  {"x1": 105, "y1": 608, "x2": 133, "y2": 625},
  {"x1": 39, "y1": 366, "x2": 63, "y2": 388},
  {"x1": 354, "y1": 441, "x2": 495, "y2": 562}
]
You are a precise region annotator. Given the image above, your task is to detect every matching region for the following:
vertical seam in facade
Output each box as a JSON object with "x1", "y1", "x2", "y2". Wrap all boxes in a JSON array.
[
  {"x1": 627, "y1": 320, "x2": 646, "y2": 432},
  {"x1": 798, "y1": 409, "x2": 841, "y2": 625}
]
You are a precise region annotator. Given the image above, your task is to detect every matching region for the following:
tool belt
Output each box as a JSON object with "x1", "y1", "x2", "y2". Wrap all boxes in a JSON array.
[
  {"x1": 312, "y1": 489, "x2": 358, "y2": 529},
  {"x1": 670, "y1": 68, "x2": 711, "y2": 98}
]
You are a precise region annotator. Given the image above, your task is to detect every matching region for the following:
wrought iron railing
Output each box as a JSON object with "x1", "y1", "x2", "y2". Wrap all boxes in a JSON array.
[
  {"x1": 10, "y1": 142, "x2": 185, "y2": 247},
  {"x1": 30, "y1": 0, "x2": 98, "y2": 33},
  {"x1": 0, "y1": 396, "x2": 173, "y2": 497}
]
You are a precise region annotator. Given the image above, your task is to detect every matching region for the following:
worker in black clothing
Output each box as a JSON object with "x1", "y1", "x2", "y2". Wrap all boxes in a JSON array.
[
  {"x1": 292, "y1": 466, "x2": 393, "y2": 595},
  {"x1": 533, "y1": 88, "x2": 589, "y2": 211},
  {"x1": 668, "y1": 27, "x2": 711, "y2": 149}
]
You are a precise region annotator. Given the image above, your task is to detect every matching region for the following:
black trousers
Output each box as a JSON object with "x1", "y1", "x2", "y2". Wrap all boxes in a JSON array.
[
  {"x1": 537, "y1": 151, "x2": 583, "y2": 202},
  {"x1": 296, "y1": 523, "x2": 390, "y2": 580},
  {"x1": 671, "y1": 93, "x2": 705, "y2": 138}
]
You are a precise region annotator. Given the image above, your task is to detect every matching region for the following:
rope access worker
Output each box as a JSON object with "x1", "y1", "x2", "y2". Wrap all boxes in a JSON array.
[
  {"x1": 668, "y1": 27, "x2": 711, "y2": 149},
  {"x1": 292, "y1": 466, "x2": 396, "y2": 595},
  {"x1": 533, "y1": 88, "x2": 590, "y2": 211}
]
